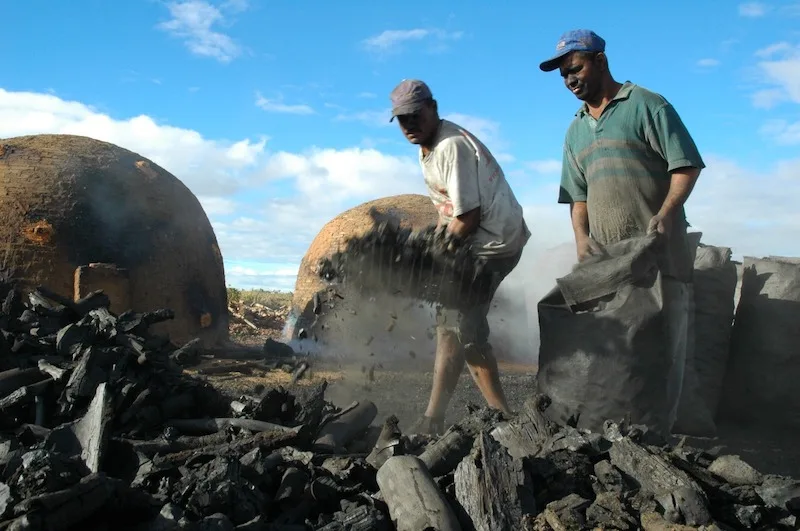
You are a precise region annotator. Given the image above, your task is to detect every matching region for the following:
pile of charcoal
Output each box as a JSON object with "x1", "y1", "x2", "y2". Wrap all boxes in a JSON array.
[
  {"x1": 317, "y1": 218, "x2": 497, "y2": 309},
  {"x1": 1, "y1": 280, "x2": 799, "y2": 530}
]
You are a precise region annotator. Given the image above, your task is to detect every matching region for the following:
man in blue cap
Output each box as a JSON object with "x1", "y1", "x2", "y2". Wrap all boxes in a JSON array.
[
  {"x1": 539, "y1": 30, "x2": 705, "y2": 431},
  {"x1": 388, "y1": 78, "x2": 531, "y2": 434}
]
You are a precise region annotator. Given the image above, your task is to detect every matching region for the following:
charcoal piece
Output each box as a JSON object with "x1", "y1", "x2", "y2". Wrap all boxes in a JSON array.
[
  {"x1": 593, "y1": 460, "x2": 626, "y2": 494},
  {"x1": 275, "y1": 466, "x2": 309, "y2": 504},
  {"x1": 0, "y1": 369, "x2": 46, "y2": 397},
  {"x1": 36, "y1": 360, "x2": 67, "y2": 382},
  {"x1": 2, "y1": 288, "x2": 24, "y2": 320},
  {"x1": 291, "y1": 381, "x2": 328, "y2": 433},
  {"x1": 143, "y1": 503, "x2": 185, "y2": 531},
  {"x1": 490, "y1": 394, "x2": 559, "y2": 459},
  {"x1": 707, "y1": 455, "x2": 764, "y2": 486},
  {"x1": 7, "y1": 450, "x2": 84, "y2": 501},
  {"x1": 170, "y1": 338, "x2": 203, "y2": 367},
  {"x1": 63, "y1": 348, "x2": 106, "y2": 404},
  {"x1": 9, "y1": 473, "x2": 117, "y2": 531},
  {"x1": 55, "y1": 323, "x2": 94, "y2": 358},
  {"x1": 314, "y1": 400, "x2": 377, "y2": 453},
  {"x1": 316, "y1": 502, "x2": 389, "y2": 531},
  {"x1": 453, "y1": 431, "x2": 536, "y2": 531},
  {"x1": 375, "y1": 455, "x2": 460, "y2": 531},
  {"x1": 542, "y1": 493, "x2": 591, "y2": 531},
  {"x1": 756, "y1": 475, "x2": 800, "y2": 511},
  {"x1": 585, "y1": 491, "x2": 638, "y2": 530},
  {"x1": 181, "y1": 457, "x2": 264, "y2": 525},
  {"x1": 656, "y1": 486, "x2": 713, "y2": 527},
  {"x1": 152, "y1": 429, "x2": 299, "y2": 467},
  {"x1": 263, "y1": 338, "x2": 295, "y2": 358},
  {"x1": 716, "y1": 504, "x2": 767, "y2": 529},
  {"x1": 609, "y1": 436, "x2": 711, "y2": 526},
  {"x1": 197, "y1": 513, "x2": 235, "y2": 531},
  {"x1": 418, "y1": 424, "x2": 473, "y2": 477},
  {"x1": 0, "y1": 379, "x2": 51, "y2": 414},
  {"x1": 366, "y1": 415, "x2": 404, "y2": 471},
  {"x1": 0, "y1": 482, "x2": 10, "y2": 519},
  {"x1": 527, "y1": 449, "x2": 595, "y2": 507},
  {"x1": 116, "y1": 309, "x2": 175, "y2": 336},
  {"x1": 639, "y1": 511, "x2": 700, "y2": 531},
  {"x1": 160, "y1": 393, "x2": 195, "y2": 419},
  {"x1": 165, "y1": 418, "x2": 300, "y2": 436},
  {"x1": 45, "y1": 382, "x2": 113, "y2": 473},
  {"x1": 290, "y1": 362, "x2": 309, "y2": 384}
]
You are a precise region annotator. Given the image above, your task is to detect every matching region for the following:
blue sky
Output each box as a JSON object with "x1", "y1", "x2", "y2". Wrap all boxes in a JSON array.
[{"x1": 2, "y1": 0, "x2": 799, "y2": 291}]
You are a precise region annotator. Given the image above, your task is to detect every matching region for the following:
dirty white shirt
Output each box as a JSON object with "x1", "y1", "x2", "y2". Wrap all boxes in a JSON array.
[{"x1": 420, "y1": 119, "x2": 530, "y2": 258}]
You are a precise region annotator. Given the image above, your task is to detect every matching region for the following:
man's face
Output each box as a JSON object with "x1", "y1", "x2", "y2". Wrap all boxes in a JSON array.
[
  {"x1": 396, "y1": 101, "x2": 439, "y2": 145},
  {"x1": 559, "y1": 52, "x2": 604, "y2": 102}
]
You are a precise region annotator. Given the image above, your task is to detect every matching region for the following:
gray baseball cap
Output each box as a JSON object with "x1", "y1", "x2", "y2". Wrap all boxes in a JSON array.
[{"x1": 389, "y1": 79, "x2": 433, "y2": 121}]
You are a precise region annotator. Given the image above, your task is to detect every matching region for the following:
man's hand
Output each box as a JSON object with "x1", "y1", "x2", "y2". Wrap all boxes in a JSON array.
[
  {"x1": 647, "y1": 212, "x2": 672, "y2": 238},
  {"x1": 576, "y1": 235, "x2": 603, "y2": 262}
]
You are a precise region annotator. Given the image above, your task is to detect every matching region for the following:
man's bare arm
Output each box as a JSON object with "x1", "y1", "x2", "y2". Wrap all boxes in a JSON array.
[
  {"x1": 447, "y1": 207, "x2": 481, "y2": 238},
  {"x1": 657, "y1": 167, "x2": 701, "y2": 218},
  {"x1": 570, "y1": 201, "x2": 590, "y2": 242}
]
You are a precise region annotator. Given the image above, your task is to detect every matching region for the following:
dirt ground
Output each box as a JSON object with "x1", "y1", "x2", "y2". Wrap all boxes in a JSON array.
[{"x1": 204, "y1": 328, "x2": 800, "y2": 479}]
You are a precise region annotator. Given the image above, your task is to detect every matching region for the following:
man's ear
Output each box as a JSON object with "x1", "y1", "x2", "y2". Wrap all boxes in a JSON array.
[{"x1": 596, "y1": 52, "x2": 608, "y2": 71}]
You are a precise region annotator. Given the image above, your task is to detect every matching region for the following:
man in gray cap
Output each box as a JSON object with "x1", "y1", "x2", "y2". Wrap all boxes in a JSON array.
[
  {"x1": 389, "y1": 78, "x2": 531, "y2": 434},
  {"x1": 539, "y1": 30, "x2": 705, "y2": 431}
]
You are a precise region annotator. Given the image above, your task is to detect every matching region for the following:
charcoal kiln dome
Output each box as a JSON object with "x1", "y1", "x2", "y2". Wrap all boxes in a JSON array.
[
  {"x1": 0, "y1": 134, "x2": 228, "y2": 347},
  {"x1": 290, "y1": 194, "x2": 438, "y2": 315}
]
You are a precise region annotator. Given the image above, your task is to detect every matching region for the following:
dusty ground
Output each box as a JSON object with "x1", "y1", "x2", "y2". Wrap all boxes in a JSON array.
[{"x1": 213, "y1": 290, "x2": 800, "y2": 479}]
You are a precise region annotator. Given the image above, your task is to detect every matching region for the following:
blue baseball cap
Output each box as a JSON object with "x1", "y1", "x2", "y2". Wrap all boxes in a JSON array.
[{"x1": 539, "y1": 29, "x2": 606, "y2": 72}]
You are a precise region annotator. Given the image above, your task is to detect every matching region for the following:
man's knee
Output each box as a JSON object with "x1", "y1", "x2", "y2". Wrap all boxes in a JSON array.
[{"x1": 463, "y1": 342, "x2": 497, "y2": 367}]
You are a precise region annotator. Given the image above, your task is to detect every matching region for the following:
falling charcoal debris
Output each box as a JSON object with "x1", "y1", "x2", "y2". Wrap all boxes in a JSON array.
[
  {"x1": 1, "y1": 278, "x2": 800, "y2": 529},
  {"x1": 316, "y1": 220, "x2": 498, "y2": 309}
]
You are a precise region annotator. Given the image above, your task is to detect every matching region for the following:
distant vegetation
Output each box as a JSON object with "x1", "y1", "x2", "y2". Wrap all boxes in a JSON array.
[{"x1": 227, "y1": 286, "x2": 293, "y2": 309}]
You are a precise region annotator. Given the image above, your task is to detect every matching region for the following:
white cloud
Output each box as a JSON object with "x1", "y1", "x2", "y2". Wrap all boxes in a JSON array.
[
  {"x1": 157, "y1": 0, "x2": 245, "y2": 63},
  {"x1": 738, "y1": 2, "x2": 769, "y2": 17},
  {"x1": 696, "y1": 58, "x2": 721, "y2": 68},
  {"x1": 751, "y1": 42, "x2": 800, "y2": 108},
  {"x1": 260, "y1": 147, "x2": 423, "y2": 203},
  {"x1": 527, "y1": 160, "x2": 562, "y2": 175},
  {"x1": 760, "y1": 119, "x2": 800, "y2": 145},
  {"x1": 334, "y1": 109, "x2": 391, "y2": 127},
  {"x1": 255, "y1": 92, "x2": 315, "y2": 115},
  {"x1": 358, "y1": 92, "x2": 377, "y2": 99},
  {"x1": 0, "y1": 88, "x2": 265, "y2": 196},
  {"x1": 362, "y1": 28, "x2": 463, "y2": 53},
  {"x1": 443, "y1": 113, "x2": 514, "y2": 162}
]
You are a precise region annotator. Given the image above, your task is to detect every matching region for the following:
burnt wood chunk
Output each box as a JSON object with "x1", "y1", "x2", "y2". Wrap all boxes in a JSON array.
[
  {"x1": 419, "y1": 424, "x2": 474, "y2": 478},
  {"x1": 376, "y1": 455, "x2": 461, "y2": 531},
  {"x1": 453, "y1": 431, "x2": 536, "y2": 531},
  {"x1": 366, "y1": 415, "x2": 404, "y2": 470},
  {"x1": 45, "y1": 382, "x2": 113, "y2": 473},
  {"x1": 609, "y1": 436, "x2": 712, "y2": 526},
  {"x1": 314, "y1": 400, "x2": 377, "y2": 453}
]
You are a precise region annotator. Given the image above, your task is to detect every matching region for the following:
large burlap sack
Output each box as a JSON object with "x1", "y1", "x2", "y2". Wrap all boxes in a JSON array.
[
  {"x1": 673, "y1": 237, "x2": 738, "y2": 436},
  {"x1": 691, "y1": 244, "x2": 738, "y2": 414},
  {"x1": 719, "y1": 256, "x2": 800, "y2": 428},
  {"x1": 535, "y1": 234, "x2": 679, "y2": 434}
]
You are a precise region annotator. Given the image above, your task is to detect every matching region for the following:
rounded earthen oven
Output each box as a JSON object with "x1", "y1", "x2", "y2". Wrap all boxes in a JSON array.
[
  {"x1": 284, "y1": 194, "x2": 533, "y2": 364},
  {"x1": 290, "y1": 194, "x2": 438, "y2": 320},
  {"x1": 0, "y1": 134, "x2": 228, "y2": 347}
]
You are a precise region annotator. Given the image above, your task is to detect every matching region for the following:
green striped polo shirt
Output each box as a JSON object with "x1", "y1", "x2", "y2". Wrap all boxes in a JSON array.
[{"x1": 558, "y1": 81, "x2": 706, "y2": 282}]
